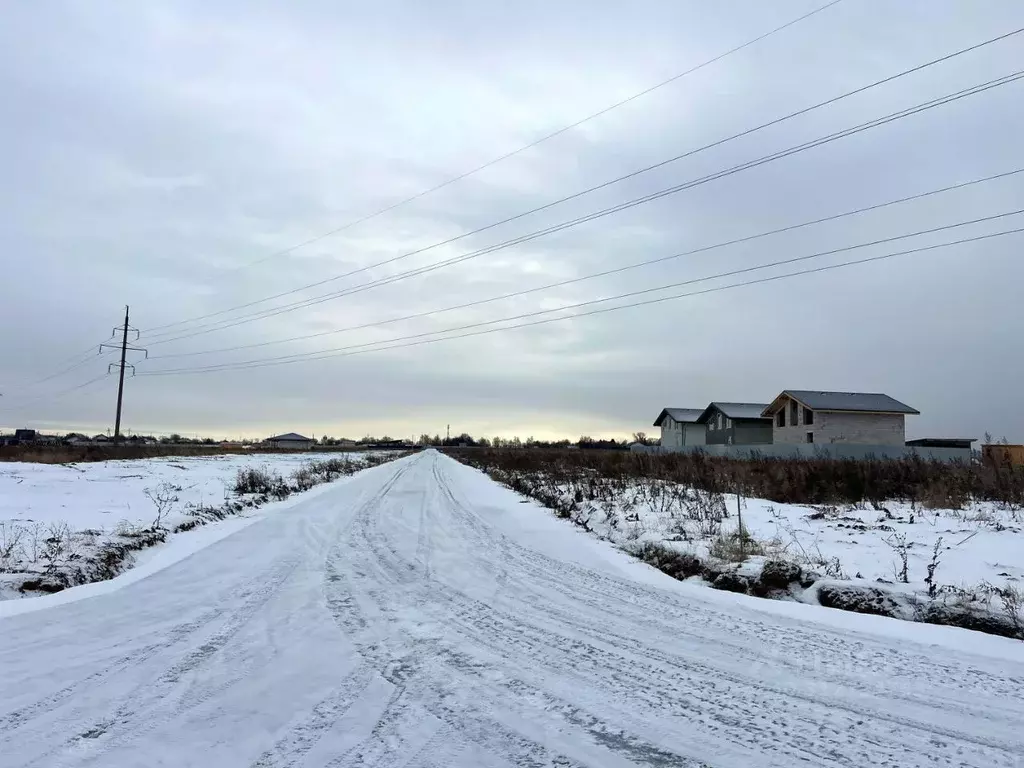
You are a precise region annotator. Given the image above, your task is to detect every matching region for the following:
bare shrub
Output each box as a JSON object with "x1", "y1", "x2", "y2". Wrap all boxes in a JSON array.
[
  {"x1": 0, "y1": 522, "x2": 25, "y2": 572},
  {"x1": 291, "y1": 465, "x2": 317, "y2": 492},
  {"x1": 234, "y1": 466, "x2": 287, "y2": 497},
  {"x1": 24, "y1": 522, "x2": 44, "y2": 563},
  {"x1": 144, "y1": 482, "x2": 180, "y2": 529},
  {"x1": 997, "y1": 584, "x2": 1022, "y2": 634},
  {"x1": 569, "y1": 504, "x2": 595, "y2": 533},
  {"x1": 709, "y1": 527, "x2": 766, "y2": 563},
  {"x1": 681, "y1": 487, "x2": 727, "y2": 539},
  {"x1": 41, "y1": 521, "x2": 76, "y2": 575},
  {"x1": 450, "y1": 447, "x2": 1024, "y2": 509},
  {"x1": 884, "y1": 532, "x2": 910, "y2": 583},
  {"x1": 924, "y1": 537, "x2": 944, "y2": 599}
]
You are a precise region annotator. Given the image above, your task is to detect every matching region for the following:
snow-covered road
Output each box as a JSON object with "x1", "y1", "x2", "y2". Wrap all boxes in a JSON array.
[{"x1": 2, "y1": 451, "x2": 1023, "y2": 767}]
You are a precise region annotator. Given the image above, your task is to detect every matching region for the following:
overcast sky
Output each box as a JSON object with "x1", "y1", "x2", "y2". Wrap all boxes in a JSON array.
[{"x1": 1, "y1": 0, "x2": 1022, "y2": 442}]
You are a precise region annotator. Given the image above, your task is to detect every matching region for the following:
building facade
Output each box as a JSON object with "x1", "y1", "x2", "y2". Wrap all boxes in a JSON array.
[
  {"x1": 763, "y1": 390, "x2": 919, "y2": 446},
  {"x1": 653, "y1": 408, "x2": 706, "y2": 449},
  {"x1": 696, "y1": 403, "x2": 772, "y2": 446}
]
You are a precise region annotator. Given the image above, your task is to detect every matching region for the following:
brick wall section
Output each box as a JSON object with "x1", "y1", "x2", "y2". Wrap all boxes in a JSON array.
[
  {"x1": 773, "y1": 397, "x2": 906, "y2": 446},
  {"x1": 773, "y1": 396, "x2": 814, "y2": 444},
  {"x1": 816, "y1": 412, "x2": 906, "y2": 446}
]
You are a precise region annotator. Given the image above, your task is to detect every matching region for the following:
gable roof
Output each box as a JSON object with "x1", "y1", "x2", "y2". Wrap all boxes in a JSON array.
[
  {"x1": 696, "y1": 402, "x2": 771, "y2": 423},
  {"x1": 763, "y1": 390, "x2": 919, "y2": 416},
  {"x1": 268, "y1": 432, "x2": 312, "y2": 441},
  {"x1": 653, "y1": 407, "x2": 704, "y2": 427}
]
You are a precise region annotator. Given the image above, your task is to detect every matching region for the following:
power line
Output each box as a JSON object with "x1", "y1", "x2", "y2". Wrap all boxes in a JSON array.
[
  {"x1": 0, "y1": 372, "x2": 110, "y2": 414},
  {"x1": 219, "y1": 0, "x2": 845, "y2": 275},
  {"x1": 142, "y1": 25, "x2": 1022, "y2": 337},
  {"x1": 148, "y1": 167, "x2": 1024, "y2": 360},
  {"x1": 139, "y1": 226, "x2": 1024, "y2": 377},
  {"x1": 137, "y1": 218, "x2": 1024, "y2": 377},
  {"x1": 143, "y1": 68, "x2": 1024, "y2": 346},
  {"x1": 0, "y1": 337, "x2": 121, "y2": 399}
]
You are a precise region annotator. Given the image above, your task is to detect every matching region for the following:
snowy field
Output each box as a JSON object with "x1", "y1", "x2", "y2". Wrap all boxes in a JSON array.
[
  {"x1": 481, "y1": 470, "x2": 1024, "y2": 634},
  {"x1": 2, "y1": 451, "x2": 1022, "y2": 767},
  {"x1": 645, "y1": 493, "x2": 1023, "y2": 588},
  {"x1": 0, "y1": 451, "x2": 395, "y2": 599}
]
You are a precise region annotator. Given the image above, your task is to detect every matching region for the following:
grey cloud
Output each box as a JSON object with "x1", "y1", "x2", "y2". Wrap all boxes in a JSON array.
[{"x1": 2, "y1": 0, "x2": 1023, "y2": 441}]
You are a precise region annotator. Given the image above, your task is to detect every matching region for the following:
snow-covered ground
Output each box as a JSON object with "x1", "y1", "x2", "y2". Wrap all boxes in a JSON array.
[
  {"x1": 1, "y1": 451, "x2": 1023, "y2": 767},
  {"x1": 0, "y1": 452, "x2": 382, "y2": 529},
  {"x1": 0, "y1": 451, "x2": 393, "y2": 599},
  {"x1": 657, "y1": 493, "x2": 1022, "y2": 587},
  {"x1": 484, "y1": 471, "x2": 1024, "y2": 631}
]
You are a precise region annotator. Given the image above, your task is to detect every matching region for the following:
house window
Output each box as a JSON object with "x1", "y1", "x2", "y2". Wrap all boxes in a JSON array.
[
  {"x1": 806, "y1": 431, "x2": 814, "y2": 444},
  {"x1": 777, "y1": 410, "x2": 786, "y2": 428},
  {"x1": 790, "y1": 400, "x2": 799, "y2": 425},
  {"x1": 726, "y1": 418, "x2": 732, "y2": 428},
  {"x1": 804, "y1": 407, "x2": 814, "y2": 425}
]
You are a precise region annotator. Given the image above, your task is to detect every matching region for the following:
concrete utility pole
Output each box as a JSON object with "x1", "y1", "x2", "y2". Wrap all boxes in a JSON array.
[
  {"x1": 100, "y1": 306, "x2": 147, "y2": 445},
  {"x1": 113, "y1": 305, "x2": 130, "y2": 443}
]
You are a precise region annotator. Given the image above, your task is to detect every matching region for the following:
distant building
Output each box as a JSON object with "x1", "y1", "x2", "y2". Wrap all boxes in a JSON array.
[
  {"x1": 652, "y1": 408, "x2": 706, "y2": 449},
  {"x1": 266, "y1": 432, "x2": 315, "y2": 450},
  {"x1": 1, "y1": 429, "x2": 58, "y2": 446},
  {"x1": 763, "y1": 390, "x2": 919, "y2": 446},
  {"x1": 697, "y1": 403, "x2": 773, "y2": 446}
]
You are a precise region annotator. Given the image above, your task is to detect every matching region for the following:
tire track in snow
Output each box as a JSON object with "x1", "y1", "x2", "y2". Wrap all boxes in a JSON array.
[
  {"x1": 318, "y1": 455, "x2": 709, "y2": 767},
  {"x1": 436, "y1": 460, "x2": 1024, "y2": 718},
  {"x1": 417, "y1": 458, "x2": 1024, "y2": 765},
  {"x1": 318, "y1": 457, "x2": 604, "y2": 767},
  {"x1": 248, "y1": 665, "x2": 378, "y2": 768},
  {"x1": 24, "y1": 556, "x2": 308, "y2": 767}
]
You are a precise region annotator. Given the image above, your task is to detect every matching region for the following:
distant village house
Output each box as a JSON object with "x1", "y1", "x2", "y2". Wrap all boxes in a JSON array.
[{"x1": 266, "y1": 433, "x2": 315, "y2": 450}]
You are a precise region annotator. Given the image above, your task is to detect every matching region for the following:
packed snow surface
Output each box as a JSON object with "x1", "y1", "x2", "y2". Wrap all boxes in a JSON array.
[{"x1": 2, "y1": 451, "x2": 1023, "y2": 767}]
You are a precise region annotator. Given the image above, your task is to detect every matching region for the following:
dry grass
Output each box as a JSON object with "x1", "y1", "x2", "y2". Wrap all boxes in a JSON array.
[{"x1": 449, "y1": 447, "x2": 1024, "y2": 507}]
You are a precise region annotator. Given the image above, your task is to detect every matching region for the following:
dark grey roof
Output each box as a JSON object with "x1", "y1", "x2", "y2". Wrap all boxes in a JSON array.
[
  {"x1": 770, "y1": 390, "x2": 919, "y2": 415},
  {"x1": 696, "y1": 402, "x2": 771, "y2": 423},
  {"x1": 653, "y1": 408, "x2": 704, "y2": 427},
  {"x1": 268, "y1": 432, "x2": 312, "y2": 441},
  {"x1": 906, "y1": 438, "x2": 975, "y2": 448}
]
